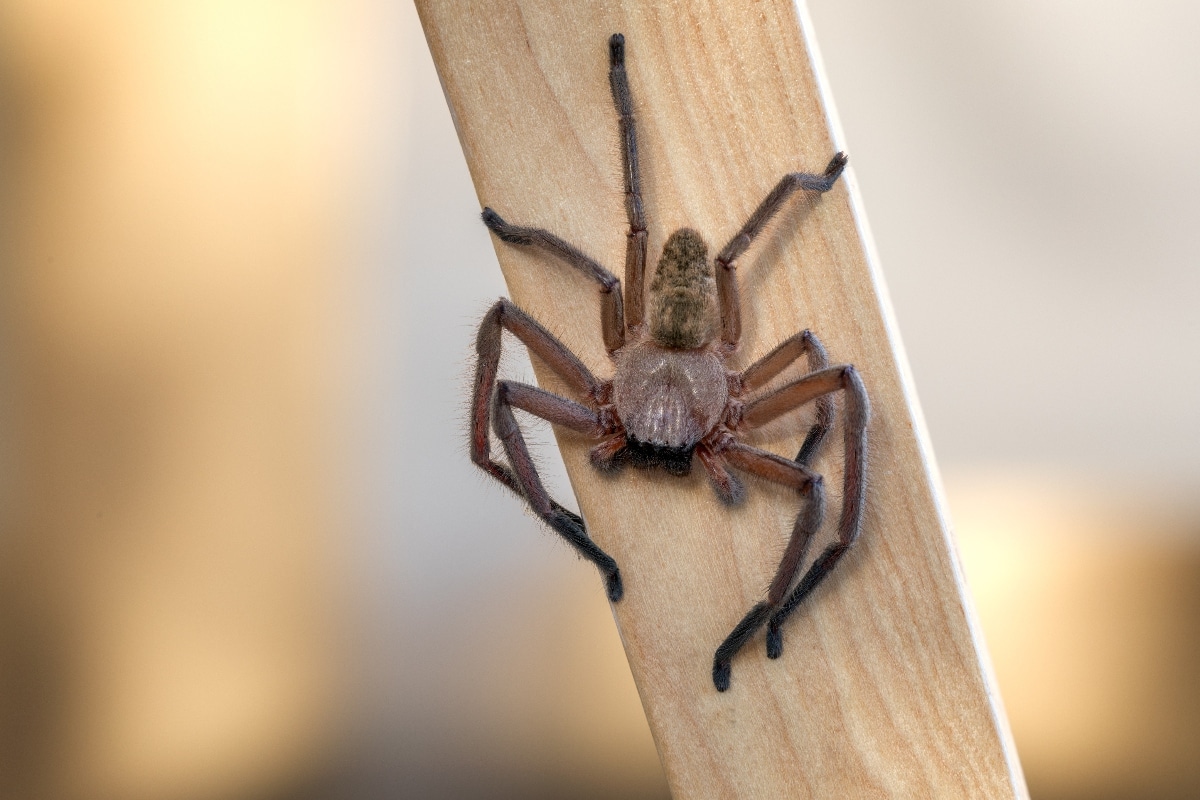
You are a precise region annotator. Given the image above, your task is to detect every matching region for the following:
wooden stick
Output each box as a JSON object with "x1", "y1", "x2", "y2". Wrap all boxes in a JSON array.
[{"x1": 415, "y1": 2, "x2": 1028, "y2": 797}]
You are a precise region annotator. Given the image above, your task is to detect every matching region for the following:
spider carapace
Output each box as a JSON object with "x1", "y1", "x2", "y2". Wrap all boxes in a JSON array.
[{"x1": 471, "y1": 33, "x2": 869, "y2": 692}]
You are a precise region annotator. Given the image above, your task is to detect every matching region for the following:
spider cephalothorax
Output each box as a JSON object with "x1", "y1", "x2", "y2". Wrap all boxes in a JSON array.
[{"x1": 471, "y1": 33, "x2": 868, "y2": 692}]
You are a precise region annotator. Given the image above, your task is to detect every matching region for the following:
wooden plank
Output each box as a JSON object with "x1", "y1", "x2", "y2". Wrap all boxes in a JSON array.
[{"x1": 414, "y1": 1, "x2": 1028, "y2": 797}]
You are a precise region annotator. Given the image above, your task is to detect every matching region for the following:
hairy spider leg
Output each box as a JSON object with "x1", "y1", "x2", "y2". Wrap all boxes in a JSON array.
[
  {"x1": 741, "y1": 329, "x2": 836, "y2": 465},
  {"x1": 471, "y1": 299, "x2": 624, "y2": 600},
  {"x1": 715, "y1": 152, "x2": 849, "y2": 349},
  {"x1": 608, "y1": 33, "x2": 648, "y2": 329},
  {"x1": 711, "y1": 443, "x2": 826, "y2": 691},
  {"x1": 696, "y1": 443, "x2": 746, "y2": 506},
  {"x1": 742, "y1": 364, "x2": 869, "y2": 660},
  {"x1": 492, "y1": 381, "x2": 622, "y2": 601},
  {"x1": 481, "y1": 209, "x2": 626, "y2": 352}
]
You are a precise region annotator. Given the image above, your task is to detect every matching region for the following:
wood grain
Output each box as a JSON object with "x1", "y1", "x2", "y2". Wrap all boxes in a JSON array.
[{"x1": 414, "y1": 1, "x2": 1028, "y2": 797}]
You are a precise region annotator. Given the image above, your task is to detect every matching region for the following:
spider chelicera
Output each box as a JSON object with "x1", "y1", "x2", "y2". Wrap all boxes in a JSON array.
[{"x1": 471, "y1": 33, "x2": 869, "y2": 692}]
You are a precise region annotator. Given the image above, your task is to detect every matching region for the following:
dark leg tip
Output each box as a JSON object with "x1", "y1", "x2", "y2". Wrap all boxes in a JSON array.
[
  {"x1": 766, "y1": 626, "x2": 783, "y2": 659},
  {"x1": 713, "y1": 660, "x2": 731, "y2": 692},
  {"x1": 714, "y1": 473, "x2": 746, "y2": 507},
  {"x1": 605, "y1": 569, "x2": 624, "y2": 602},
  {"x1": 481, "y1": 208, "x2": 531, "y2": 245},
  {"x1": 825, "y1": 152, "x2": 848, "y2": 179},
  {"x1": 609, "y1": 33, "x2": 625, "y2": 65},
  {"x1": 481, "y1": 208, "x2": 511, "y2": 236}
]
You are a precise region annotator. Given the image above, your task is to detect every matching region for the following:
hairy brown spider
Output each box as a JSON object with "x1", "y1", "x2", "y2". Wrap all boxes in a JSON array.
[{"x1": 471, "y1": 33, "x2": 869, "y2": 692}]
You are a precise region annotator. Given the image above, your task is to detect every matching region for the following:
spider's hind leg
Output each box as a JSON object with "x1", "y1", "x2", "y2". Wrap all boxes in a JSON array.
[
  {"x1": 608, "y1": 32, "x2": 648, "y2": 330},
  {"x1": 714, "y1": 153, "x2": 848, "y2": 348},
  {"x1": 481, "y1": 210, "x2": 626, "y2": 353}
]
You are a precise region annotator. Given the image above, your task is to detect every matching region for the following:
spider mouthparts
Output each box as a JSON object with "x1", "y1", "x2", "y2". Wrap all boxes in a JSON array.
[{"x1": 622, "y1": 439, "x2": 695, "y2": 476}]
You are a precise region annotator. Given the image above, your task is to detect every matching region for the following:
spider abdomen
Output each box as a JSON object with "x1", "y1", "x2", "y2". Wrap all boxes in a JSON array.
[
  {"x1": 613, "y1": 340, "x2": 728, "y2": 453},
  {"x1": 649, "y1": 228, "x2": 717, "y2": 349}
]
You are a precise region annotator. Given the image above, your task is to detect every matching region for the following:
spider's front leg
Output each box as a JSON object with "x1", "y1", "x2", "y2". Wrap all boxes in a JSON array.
[
  {"x1": 492, "y1": 380, "x2": 623, "y2": 601},
  {"x1": 472, "y1": 299, "x2": 624, "y2": 601},
  {"x1": 710, "y1": 442, "x2": 826, "y2": 691},
  {"x1": 743, "y1": 364, "x2": 870, "y2": 660},
  {"x1": 708, "y1": 362, "x2": 868, "y2": 690}
]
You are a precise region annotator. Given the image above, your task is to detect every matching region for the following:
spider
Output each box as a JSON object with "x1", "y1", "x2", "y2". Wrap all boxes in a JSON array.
[{"x1": 471, "y1": 33, "x2": 869, "y2": 692}]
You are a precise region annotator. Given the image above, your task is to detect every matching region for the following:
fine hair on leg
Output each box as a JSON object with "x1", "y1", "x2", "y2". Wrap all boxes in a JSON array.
[
  {"x1": 608, "y1": 33, "x2": 648, "y2": 329},
  {"x1": 470, "y1": 300, "x2": 623, "y2": 600},
  {"x1": 740, "y1": 329, "x2": 836, "y2": 465},
  {"x1": 714, "y1": 153, "x2": 848, "y2": 348},
  {"x1": 741, "y1": 364, "x2": 870, "y2": 658},
  {"x1": 482, "y1": 208, "x2": 626, "y2": 352},
  {"x1": 710, "y1": 442, "x2": 825, "y2": 691},
  {"x1": 491, "y1": 381, "x2": 622, "y2": 601}
]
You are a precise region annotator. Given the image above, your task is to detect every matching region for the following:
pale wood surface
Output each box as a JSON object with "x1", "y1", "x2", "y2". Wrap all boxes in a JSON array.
[{"x1": 415, "y1": 1, "x2": 1027, "y2": 797}]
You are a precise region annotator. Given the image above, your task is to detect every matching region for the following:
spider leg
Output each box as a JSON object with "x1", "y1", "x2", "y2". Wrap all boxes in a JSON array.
[
  {"x1": 740, "y1": 329, "x2": 835, "y2": 465},
  {"x1": 711, "y1": 442, "x2": 825, "y2": 691},
  {"x1": 743, "y1": 364, "x2": 870, "y2": 659},
  {"x1": 608, "y1": 33, "x2": 648, "y2": 329},
  {"x1": 491, "y1": 380, "x2": 623, "y2": 601},
  {"x1": 588, "y1": 434, "x2": 627, "y2": 471},
  {"x1": 471, "y1": 299, "x2": 623, "y2": 601},
  {"x1": 481, "y1": 208, "x2": 626, "y2": 353},
  {"x1": 696, "y1": 443, "x2": 746, "y2": 506},
  {"x1": 714, "y1": 153, "x2": 848, "y2": 348}
]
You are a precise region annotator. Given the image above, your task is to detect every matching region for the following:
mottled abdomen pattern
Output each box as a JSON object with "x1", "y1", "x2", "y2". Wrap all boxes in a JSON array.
[{"x1": 649, "y1": 228, "x2": 716, "y2": 350}]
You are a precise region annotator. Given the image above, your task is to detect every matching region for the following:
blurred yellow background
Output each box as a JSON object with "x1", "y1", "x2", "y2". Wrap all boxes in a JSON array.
[{"x1": 1, "y1": 1, "x2": 1198, "y2": 799}]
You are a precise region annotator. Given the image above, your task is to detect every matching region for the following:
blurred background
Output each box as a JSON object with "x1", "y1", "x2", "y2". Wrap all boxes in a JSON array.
[{"x1": 0, "y1": 1, "x2": 1197, "y2": 799}]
